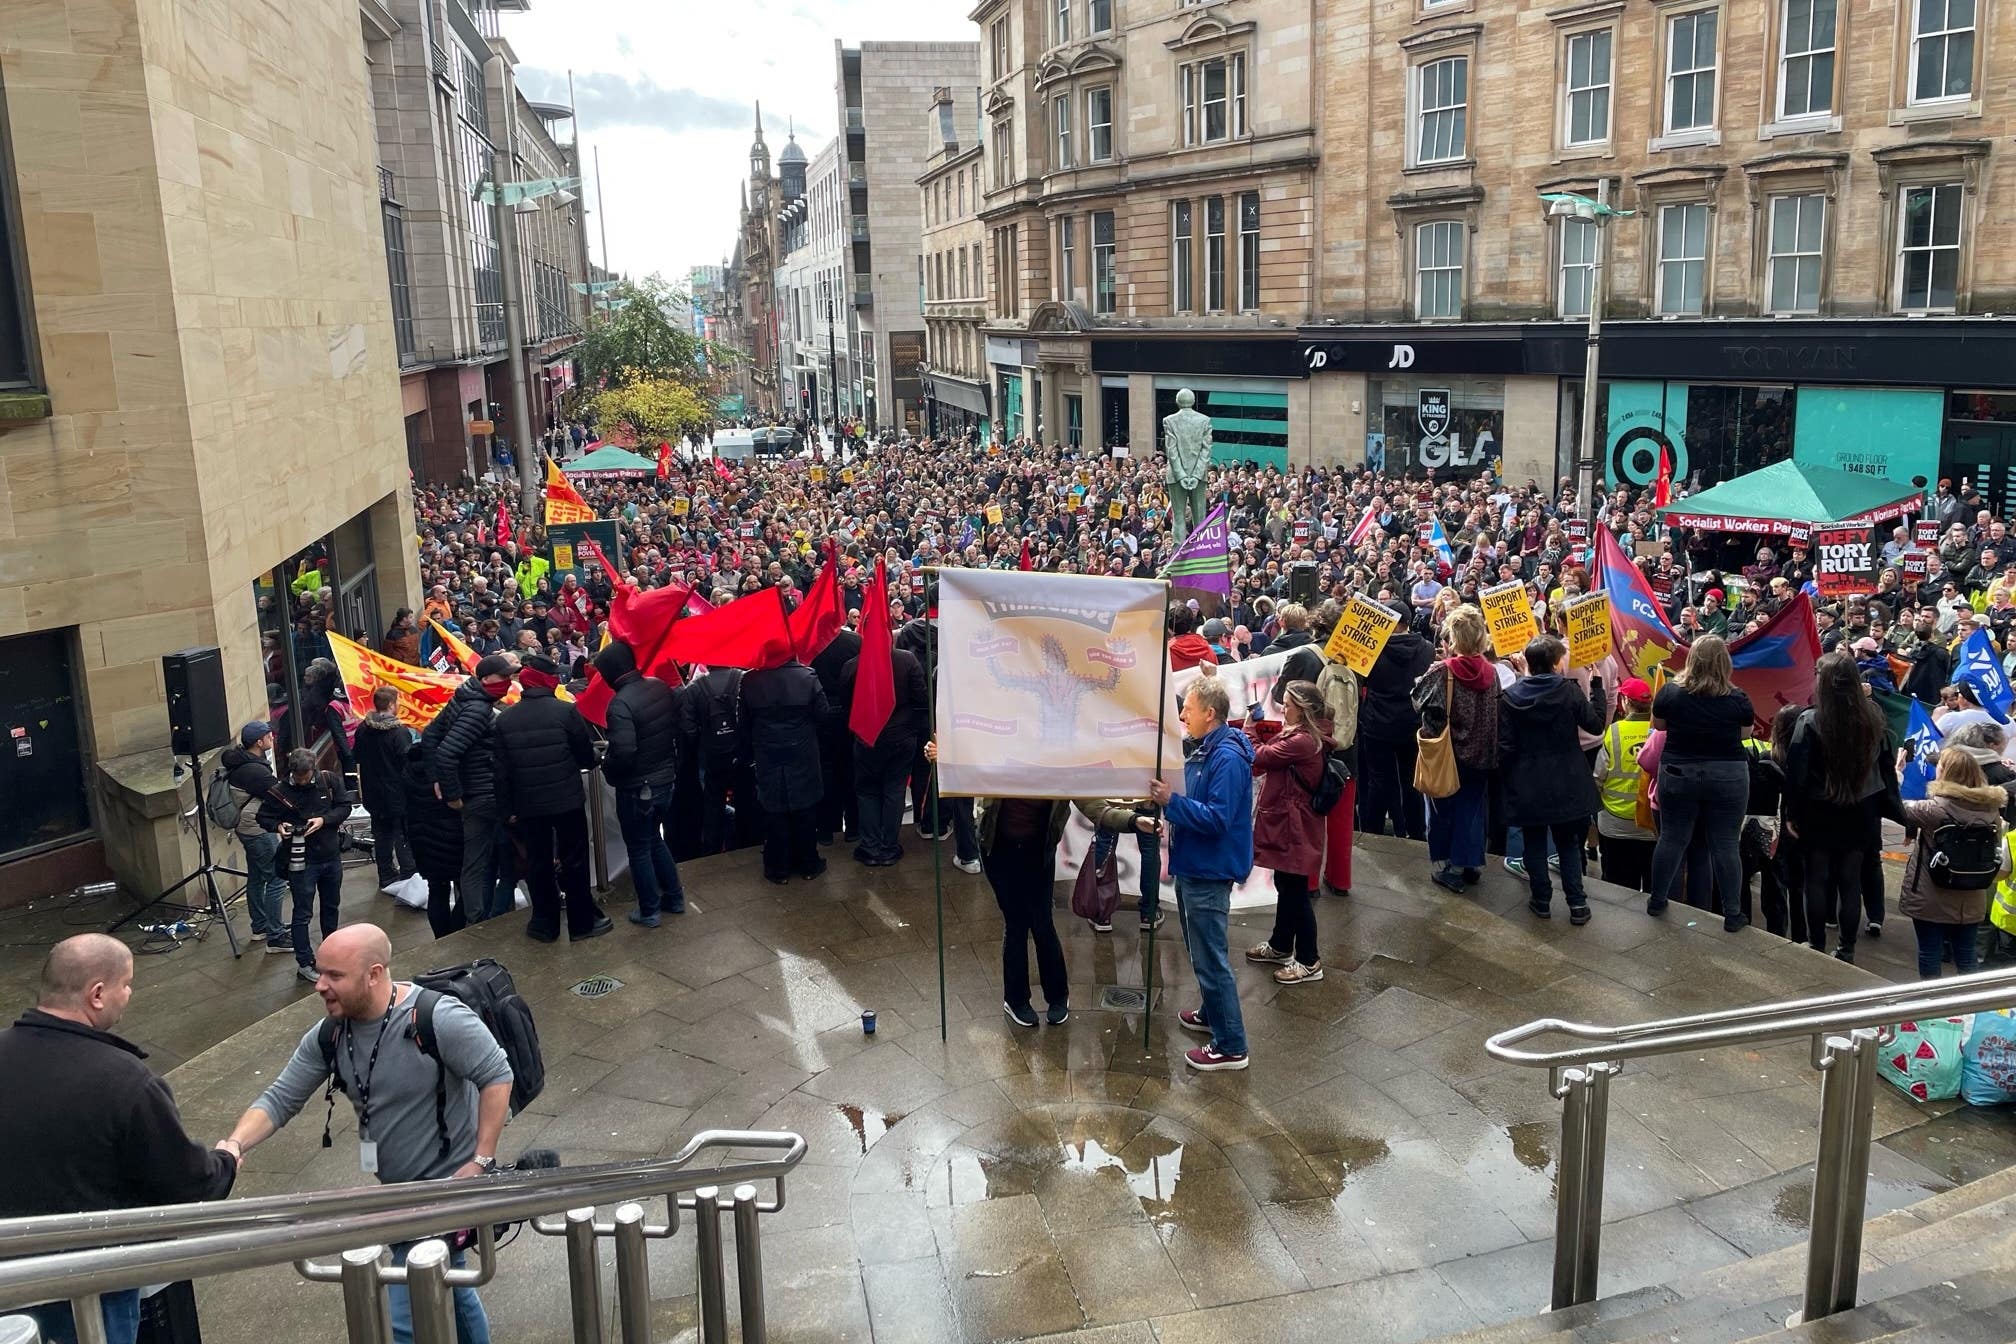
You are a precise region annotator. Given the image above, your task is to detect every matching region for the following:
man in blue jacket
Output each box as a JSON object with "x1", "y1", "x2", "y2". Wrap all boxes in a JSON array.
[{"x1": 1149, "y1": 672, "x2": 1255, "y2": 1071}]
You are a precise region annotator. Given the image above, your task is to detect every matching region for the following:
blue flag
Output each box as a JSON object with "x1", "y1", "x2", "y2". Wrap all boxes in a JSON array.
[
  {"x1": 1427, "y1": 518, "x2": 1456, "y2": 574},
  {"x1": 1902, "y1": 698, "x2": 1945, "y2": 801},
  {"x1": 1956, "y1": 628, "x2": 2013, "y2": 722}
]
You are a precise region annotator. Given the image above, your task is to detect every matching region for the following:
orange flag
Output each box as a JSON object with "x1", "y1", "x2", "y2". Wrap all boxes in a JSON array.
[{"x1": 544, "y1": 457, "x2": 596, "y2": 525}]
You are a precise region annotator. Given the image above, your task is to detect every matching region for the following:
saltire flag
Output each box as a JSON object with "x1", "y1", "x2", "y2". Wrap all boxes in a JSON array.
[
  {"x1": 661, "y1": 585, "x2": 794, "y2": 670},
  {"x1": 932, "y1": 569, "x2": 1184, "y2": 799},
  {"x1": 1160, "y1": 502, "x2": 1231, "y2": 597},
  {"x1": 1956, "y1": 627, "x2": 2013, "y2": 723},
  {"x1": 1596, "y1": 524, "x2": 1681, "y2": 680},
  {"x1": 543, "y1": 458, "x2": 595, "y2": 525},
  {"x1": 1902, "y1": 698, "x2": 1945, "y2": 800},
  {"x1": 787, "y1": 547, "x2": 845, "y2": 661},
  {"x1": 428, "y1": 618, "x2": 478, "y2": 674},
  {"x1": 1723, "y1": 591, "x2": 1822, "y2": 736},
  {"x1": 1345, "y1": 506, "x2": 1379, "y2": 548},
  {"x1": 1653, "y1": 445, "x2": 1674, "y2": 509},
  {"x1": 849, "y1": 559, "x2": 897, "y2": 746},
  {"x1": 1427, "y1": 518, "x2": 1456, "y2": 576}
]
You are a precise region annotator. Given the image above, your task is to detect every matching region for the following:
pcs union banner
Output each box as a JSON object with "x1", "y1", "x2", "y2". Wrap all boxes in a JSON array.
[{"x1": 934, "y1": 570, "x2": 1184, "y2": 798}]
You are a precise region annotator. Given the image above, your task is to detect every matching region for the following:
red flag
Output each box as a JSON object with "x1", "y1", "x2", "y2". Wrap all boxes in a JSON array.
[
  {"x1": 850, "y1": 560, "x2": 896, "y2": 745},
  {"x1": 656, "y1": 441, "x2": 672, "y2": 481},
  {"x1": 1716, "y1": 591, "x2": 1821, "y2": 736},
  {"x1": 496, "y1": 499, "x2": 513, "y2": 549},
  {"x1": 1653, "y1": 445, "x2": 1674, "y2": 509},
  {"x1": 786, "y1": 549, "x2": 844, "y2": 661},
  {"x1": 714, "y1": 457, "x2": 733, "y2": 484},
  {"x1": 609, "y1": 582, "x2": 692, "y2": 672},
  {"x1": 1018, "y1": 538, "x2": 1032, "y2": 571},
  {"x1": 573, "y1": 671, "x2": 615, "y2": 728},
  {"x1": 659, "y1": 586, "x2": 793, "y2": 671}
]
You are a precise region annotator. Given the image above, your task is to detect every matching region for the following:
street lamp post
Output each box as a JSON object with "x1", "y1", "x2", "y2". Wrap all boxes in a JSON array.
[
  {"x1": 1542, "y1": 181, "x2": 1632, "y2": 523},
  {"x1": 825, "y1": 290, "x2": 839, "y2": 460}
]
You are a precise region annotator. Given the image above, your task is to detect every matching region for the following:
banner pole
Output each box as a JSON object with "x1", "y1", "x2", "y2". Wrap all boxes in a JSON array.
[
  {"x1": 1145, "y1": 596, "x2": 1171, "y2": 1055},
  {"x1": 929, "y1": 607, "x2": 947, "y2": 1044}
]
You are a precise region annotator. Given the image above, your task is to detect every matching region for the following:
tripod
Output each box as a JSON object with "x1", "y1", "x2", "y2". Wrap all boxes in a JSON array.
[{"x1": 109, "y1": 752, "x2": 246, "y2": 957}]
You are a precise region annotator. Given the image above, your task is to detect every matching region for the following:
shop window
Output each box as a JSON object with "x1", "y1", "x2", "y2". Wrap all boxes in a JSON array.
[
  {"x1": 1777, "y1": 0, "x2": 1835, "y2": 119},
  {"x1": 1180, "y1": 53, "x2": 1247, "y2": 147},
  {"x1": 1237, "y1": 192, "x2": 1261, "y2": 311},
  {"x1": 1563, "y1": 30, "x2": 1612, "y2": 147},
  {"x1": 1092, "y1": 209, "x2": 1117, "y2": 315},
  {"x1": 1656, "y1": 203, "x2": 1709, "y2": 315},
  {"x1": 1172, "y1": 201, "x2": 1194, "y2": 313},
  {"x1": 1911, "y1": 0, "x2": 1974, "y2": 103},
  {"x1": 1416, "y1": 219, "x2": 1465, "y2": 319},
  {"x1": 1766, "y1": 193, "x2": 1824, "y2": 314},
  {"x1": 1897, "y1": 183, "x2": 1962, "y2": 311},
  {"x1": 1087, "y1": 86, "x2": 1114, "y2": 163},
  {"x1": 1664, "y1": 10, "x2": 1719, "y2": 135},
  {"x1": 1415, "y1": 56, "x2": 1469, "y2": 165},
  {"x1": 1558, "y1": 215, "x2": 1596, "y2": 318}
]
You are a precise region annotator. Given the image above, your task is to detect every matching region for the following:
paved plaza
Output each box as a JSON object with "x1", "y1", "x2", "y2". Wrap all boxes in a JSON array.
[{"x1": 5, "y1": 836, "x2": 2013, "y2": 1344}]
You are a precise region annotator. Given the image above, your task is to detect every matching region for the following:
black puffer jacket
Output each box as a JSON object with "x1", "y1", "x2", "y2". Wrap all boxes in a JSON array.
[
  {"x1": 402, "y1": 744, "x2": 463, "y2": 880},
  {"x1": 1499, "y1": 674, "x2": 1606, "y2": 827},
  {"x1": 492, "y1": 687, "x2": 594, "y2": 818},
  {"x1": 1360, "y1": 631, "x2": 1434, "y2": 741},
  {"x1": 812, "y1": 628, "x2": 862, "y2": 735},
  {"x1": 423, "y1": 678, "x2": 500, "y2": 804},
  {"x1": 351, "y1": 711, "x2": 411, "y2": 818},
  {"x1": 603, "y1": 673, "x2": 681, "y2": 791},
  {"x1": 256, "y1": 770, "x2": 351, "y2": 859},
  {"x1": 740, "y1": 660, "x2": 828, "y2": 811}
]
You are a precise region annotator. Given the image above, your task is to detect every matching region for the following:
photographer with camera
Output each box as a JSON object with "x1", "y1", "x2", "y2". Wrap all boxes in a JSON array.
[
  {"x1": 257, "y1": 747, "x2": 353, "y2": 983},
  {"x1": 218, "y1": 925, "x2": 511, "y2": 1344}
]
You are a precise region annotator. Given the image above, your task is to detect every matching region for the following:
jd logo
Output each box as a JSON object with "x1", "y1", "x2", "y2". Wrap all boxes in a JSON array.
[
  {"x1": 1304, "y1": 347, "x2": 1329, "y2": 370},
  {"x1": 1417, "y1": 389, "x2": 1452, "y2": 439},
  {"x1": 1388, "y1": 344, "x2": 1416, "y2": 369}
]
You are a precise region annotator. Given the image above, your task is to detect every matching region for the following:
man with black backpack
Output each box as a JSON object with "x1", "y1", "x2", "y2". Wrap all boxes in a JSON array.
[
  {"x1": 686, "y1": 664, "x2": 747, "y2": 855},
  {"x1": 220, "y1": 925, "x2": 518, "y2": 1344},
  {"x1": 217, "y1": 721, "x2": 292, "y2": 953}
]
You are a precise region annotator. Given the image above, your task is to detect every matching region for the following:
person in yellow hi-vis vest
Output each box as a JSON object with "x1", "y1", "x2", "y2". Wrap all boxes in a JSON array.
[{"x1": 1592, "y1": 677, "x2": 1656, "y2": 891}]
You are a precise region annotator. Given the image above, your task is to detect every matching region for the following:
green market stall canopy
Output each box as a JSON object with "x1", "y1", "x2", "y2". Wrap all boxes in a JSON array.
[
  {"x1": 1655, "y1": 459, "x2": 1921, "y2": 537},
  {"x1": 562, "y1": 446, "x2": 657, "y2": 478}
]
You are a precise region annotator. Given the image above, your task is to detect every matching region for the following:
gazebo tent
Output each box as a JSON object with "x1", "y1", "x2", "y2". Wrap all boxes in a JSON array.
[
  {"x1": 1655, "y1": 459, "x2": 1921, "y2": 536},
  {"x1": 561, "y1": 446, "x2": 656, "y2": 478}
]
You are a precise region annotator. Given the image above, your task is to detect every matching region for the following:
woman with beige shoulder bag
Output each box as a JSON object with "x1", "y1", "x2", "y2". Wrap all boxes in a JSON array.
[{"x1": 1420, "y1": 605, "x2": 1501, "y2": 893}]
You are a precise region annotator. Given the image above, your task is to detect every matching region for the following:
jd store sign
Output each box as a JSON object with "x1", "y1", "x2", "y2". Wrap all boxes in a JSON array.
[
  {"x1": 1417, "y1": 388, "x2": 1452, "y2": 438},
  {"x1": 1412, "y1": 388, "x2": 1491, "y2": 471}
]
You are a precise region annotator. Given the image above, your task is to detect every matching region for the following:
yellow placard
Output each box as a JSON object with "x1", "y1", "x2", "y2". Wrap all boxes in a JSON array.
[
  {"x1": 1565, "y1": 591, "x2": 1612, "y2": 669},
  {"x1": 840, "y1": 467, "x2": 855, "y2": 484},
  {"x1": 985, "y1": 503, "x2": 1004, "y2": 526},
  {"x1": 672, "y1": 497, "x2": 690, "y2": 516},
  {"x1": 1108, "y1": 500, "x2": 1125, "y2": 520},
  {"x1": 552, "y1": 542, "x2": 575, "y2": 571},
  {"x1": 1322, "y1": 595, "x2": 1402, "y2": 676},
  {"x1": 810, "y1": 465, "x2": 827, "y2": 483},
  {"x1": 1480, "y1": 579, "x2": 1541, "y2": 658}
]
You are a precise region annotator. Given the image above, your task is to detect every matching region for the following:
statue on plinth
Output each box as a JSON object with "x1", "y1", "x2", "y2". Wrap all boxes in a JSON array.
[{"x1": 1162, "y1": 388, "x2": 1213, "y2": 544}]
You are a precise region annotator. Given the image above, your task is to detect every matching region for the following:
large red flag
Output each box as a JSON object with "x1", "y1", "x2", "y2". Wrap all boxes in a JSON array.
[
  {"x1": 496, "y1": 499, "x2": 513, "y2": 549},
  {"x1": 659, "y1": 585, "x2": 793, "y2": 671},
  {"x1": 1713, "y1": 591, "x2": 1821, "y2": 736},
  {"x1": 1653, "y1": 445, "x2": 1675, "y2": 509},
  {"x1": 608, "y1": 581, "x2": 691, "y2": 667},
  {"x1": 573, "y1": 672, "x2": 616, "y2": 728},
  {"x1": 850, "y1": 559, "x2": 896, "y2": 746},
  {"x1": 787, "y1": 550, "x2": 844, "y2": 661},
  {"x1": 1018, "y1": 538, "x2": 1033, "y2": 571}
]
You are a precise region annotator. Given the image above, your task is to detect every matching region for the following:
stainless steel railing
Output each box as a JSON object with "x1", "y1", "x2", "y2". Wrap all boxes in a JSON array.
[
  {"x1": 0, "y1": 1130, "x2": 805, "y2": 1344},
  {"x1": 1487, "y1": 966, "x2": 2016, "y2": 1325}
]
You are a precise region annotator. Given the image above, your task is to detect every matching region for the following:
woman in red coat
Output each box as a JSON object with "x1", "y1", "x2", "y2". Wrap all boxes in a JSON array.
[{"x1": 1244, "y1": 680, "x2": 1332, "y2": 985}]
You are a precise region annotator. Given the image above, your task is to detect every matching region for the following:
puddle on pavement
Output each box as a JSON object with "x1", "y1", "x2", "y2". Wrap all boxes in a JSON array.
[
  {"x1": 836, "y1": 1103, "x2": 906, "y2": 1154},
  {"x1": 1507, "y1": 1122, "x2": 1554, "y2": 1174},
  {"x1": 1326, "y1": 1133, "x2": 1393, "y2": 1183},
  {"x1": 1060, "y1": 1135, "x2": 1189, "y2": 1215},
  {"x1": 1773, "y1": 1179, "x2": 1813, "y2": 1231}
]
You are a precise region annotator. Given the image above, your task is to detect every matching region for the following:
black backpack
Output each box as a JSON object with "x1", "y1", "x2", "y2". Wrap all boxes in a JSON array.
[
  {"x1": 318, "y1": 958, "x2": 544, "y2": 1159},
  {"x1": 1926, "y1": 820, "x2": 2003, "y2": 890},
  {"x1": 1298, "y1": 749, "x2": 1352, "y2": 817},
  {"x1": 703, "y1": 669, "x2": 745, "y2": 765},
  {"x1": 205, "y1": 767, "x2": 242, "y2": 829}
]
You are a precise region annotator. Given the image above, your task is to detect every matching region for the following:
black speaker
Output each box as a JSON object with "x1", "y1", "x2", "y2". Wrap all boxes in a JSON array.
[
  {"x1": 1288, "y1": 563, "x2": 1318, "y2": 604},
  {"x1": 163, "y1": 646, "x2": 231, "y2": 757}
]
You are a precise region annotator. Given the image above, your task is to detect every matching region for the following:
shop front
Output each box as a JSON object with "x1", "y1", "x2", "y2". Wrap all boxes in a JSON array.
[
  {"x1": 923, "y1": 371, "x2": 991, "y2": 444},
  {"x1": 987, "y1": 336, "x2": 1039, "y2": 444},
  {"x1": 1092, "y1": 335, "x2": 1307, "y2": 469}
]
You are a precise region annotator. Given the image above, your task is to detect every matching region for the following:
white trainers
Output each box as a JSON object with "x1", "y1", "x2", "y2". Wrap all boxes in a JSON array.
[
  {"x1": 1088, "y1": 918, "x2": 1113, "y2": 932},
  {"x1": 953, "y1": 856, "x2": 982, "y2": 875}
]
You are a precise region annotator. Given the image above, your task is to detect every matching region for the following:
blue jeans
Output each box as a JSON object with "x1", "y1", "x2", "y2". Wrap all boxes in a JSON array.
[
  {"x1": 288, "y1": 854, "x2": 343, "y2": 967},
  {"x1": 1914, "y1": 919, "x2": 1981, "y2": 978},
  {"x1": 1093, "y1": 826, "x2": 1163, "y2": 920},
  {"x1": 616, "y1": 787, "x2": 684, "y2": 916},
  {"x1": 27, "y1": 1289, "x2": 141, "y2": 1344},
  {"x1": 1427, "y1": 764, "x2": 1487, "y2": 870},
  {"x1": 1176, "y1": 876, "x2": 1246, "y2": 1056},
  {"x1": 242, "y1": 831, "x2": 288, "y2": 941},
  {"x1": 387, "y1": 1241, "x2": 490, "y2": 1344}
]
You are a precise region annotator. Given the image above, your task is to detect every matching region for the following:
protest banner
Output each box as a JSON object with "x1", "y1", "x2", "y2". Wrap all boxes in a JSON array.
[
  {"x1": 809, "y1": 465, "x2": 826, "y2": 483},
  {"x1": 1566, "y1": 517, "x2": 1589, "y2": 545},
  {"x1": 1171, "y1": 649, "x2": 1293, "y2": 727},
  {"x1": 672, "y1": 497, "x2": 690, "y2": 516},
  {"x1": 1903, "y1": 549, "x2": 1931, "y2": 580},
  {"x1": 1815, "y1": 523, "x2": 1877, "y2": 598},
  {"x1": 1109, "y1": 499, "x2": 1126, "y2": 521},
  {"x1": 1292, "y1": 520, "x2": 1310, "y2": 544},
  {"x1": 1915, "y1": 519, "x2": 1940, "y2": 546},
  {"x1": 986, "y1": 503, "x2": 1004, "y2": 526},
  {"x1": 1322, "y1": 595, "x2": 1401, "y2": 676},
  {"x1": 840, "y1": 467, "x2": 856, "y2": 484},
  {"x1": 546, "y1": 520, "x2": 623, "y2": 583},
  {"x1": 1565, "y1": 592, "x2": 1612, "y2": 669},
  {"x1": 934, "y1": 570, "x2": 1182, "y2": 798},
  {"x1": 1480, "y1": 579, "x2": 1540, "y2": 657},
  {"x1": 1787, "y1": 521, "x2": 1813, "y2": 546}
]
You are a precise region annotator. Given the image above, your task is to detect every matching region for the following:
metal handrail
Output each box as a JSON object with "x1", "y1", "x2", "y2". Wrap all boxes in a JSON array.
[
  {"x1": 1486, "y1": 966, "x2": 2016, "y2": 1326},
  {"x1": 1488, "y1": 965, "x2": 2016, "y2": 1071},
  {"x1": 0, "y1": 1131, "x2": 805, "y2": 1311},
  {"x1": 0, "y1": 1130, "x2": 796, "y2": 1257}
]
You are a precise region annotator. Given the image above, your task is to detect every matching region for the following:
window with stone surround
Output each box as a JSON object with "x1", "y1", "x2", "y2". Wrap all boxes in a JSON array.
[
  {"x1": 1766, "y1": 193, "x2": 1824, "y2": 313},
  {"x1": 1090, "y1": 0, "x2": 1113, "y2": 33},
  {"x1": 1563, "y1": 30, "x2": 1612, "y2": 147},
  {"x1": 1777, "y1": 0, "x2": 1836, "y2": 119},
  {"x1": 1205, "y1": 196, "x2": 1227, "y2": 311},
  {"x1": 1237, "y1": 192, "x2": 1261, "y2": 311},
  {"x1": 1416, "y1": 220, "x2": 1464, "y2": 319},
  {"x1": 1664, "y1": 9, "x2": 1719, "y2": 136},
  {"x1": 1057, "y1": 216, "x2": 1076, "y2": 301},
  {"x1": 1656, "y1": 202, "x2": 1710, "y2": 314},
  {"x1": 1413, "y1": 56, "x2": 1469, "y2": 165},
  {"x1": 990, "y1": 18, "x2": 1011, "y2": 81},
  {"x1": 1558, "y1": 216, "x2": 1596, "y2": 318},
  {"x1": 1172, "y1": 201, "x2": 1195, "y2": 312},
  {"x1": 1054, "y1": 94, "x2": 1074, "y2": 169},
  {"x1": 1092, "y1": 210, "x2": 1117, "y2": 314},
  {"x1": 1180, "y1": 53, "x2": 1247, "y2": 147},
  {"x1": 1911, "y1": 0, "x2": 1974, "y2": 103},
  {"x1": 1055, "y1": 0, "x2": 1072, "y2": 45},
  {"x1": 1087, "y1": 87, "x2": 1114, "y2": 163},
  {"x1": 992, "y1": 119, "x2": 1013, "y2": 187},
  {"x1": 1897, "y1": 183, "x2": 1962, "y2": 311}
]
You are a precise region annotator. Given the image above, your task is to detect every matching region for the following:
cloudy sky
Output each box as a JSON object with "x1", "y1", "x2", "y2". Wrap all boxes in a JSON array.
[{"x1": 505, "y1": 1, "x2": 977, "y2": 289}]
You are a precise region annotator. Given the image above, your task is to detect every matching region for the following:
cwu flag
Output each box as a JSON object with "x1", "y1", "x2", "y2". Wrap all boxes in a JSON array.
[
  {"x1": 1956, "y1": 628, "x2": 2013, "y2": 722},
  {"x1": 1160, "y1": 502, "x2": 1231, "y2": 596},
  {"x1": 1902, "y1": 698, "x2": 1945, "y2": 801}
]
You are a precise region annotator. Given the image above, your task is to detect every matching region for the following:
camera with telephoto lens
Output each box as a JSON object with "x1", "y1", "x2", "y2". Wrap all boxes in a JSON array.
[{"x1": 448, "y1": 1148, "x2": 561, "y2": 1253}]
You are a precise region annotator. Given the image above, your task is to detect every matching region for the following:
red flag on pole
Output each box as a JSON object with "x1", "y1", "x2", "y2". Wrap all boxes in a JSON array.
[
  {"x1": 1653, "y1": 445, "x2": 1674, "y2": 509},
  {"x1": 786, "y1": 547, "x2": 844, "y2": 661},
  {"x1": 656, "y1": 441, "x2": 672, "y2": 481},
  {"x1": 496, "y1": 499, "x2": 513, "y2": 549},
  {"x1": 659, "y1": 586, "x2": 794, "y2": 671},
  {"x1": 608, "y1": 582, "x2": 692, "y2": 675},
  {"x1": 849, "y1": 559, "x2": 896, "y2": 745},
  {"x1": 1018, "y1": 538, "x2": 1033, "y2": 571}
]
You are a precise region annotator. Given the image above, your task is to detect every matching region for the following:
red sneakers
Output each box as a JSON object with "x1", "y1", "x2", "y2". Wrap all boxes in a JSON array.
[{"x1": 1185, "y1": 1044, "x2": 1249, "y2": 1072}]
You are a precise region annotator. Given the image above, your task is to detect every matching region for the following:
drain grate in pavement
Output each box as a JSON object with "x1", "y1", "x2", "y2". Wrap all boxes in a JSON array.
[
  {"x1": 568, "y1": 974, "x2": 625, "y2": 1000},
  {"x1": 1097, "y1": 986, "x2": 1150, "y2": 1012}
]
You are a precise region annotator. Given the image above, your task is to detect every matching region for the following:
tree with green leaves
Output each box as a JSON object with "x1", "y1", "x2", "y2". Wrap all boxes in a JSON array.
[{"x1": 574, "y1": 274, "x2": 724, "y2": 393}]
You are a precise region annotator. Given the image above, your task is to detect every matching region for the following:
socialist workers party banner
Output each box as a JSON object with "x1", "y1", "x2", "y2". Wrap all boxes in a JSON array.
[
  {"x1": 1481, "y1": 579, "x2": 1540, "y2": 658},
  {"x1": 1564, "y1": 592, "x2": 1612, "y2": 669},
  {"x1": 934, "y1": 570, "x2": 1183, "y2": 798},
  {"x1": 1322, "y1": 595, "x2": 1401, "y2": 676}
]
